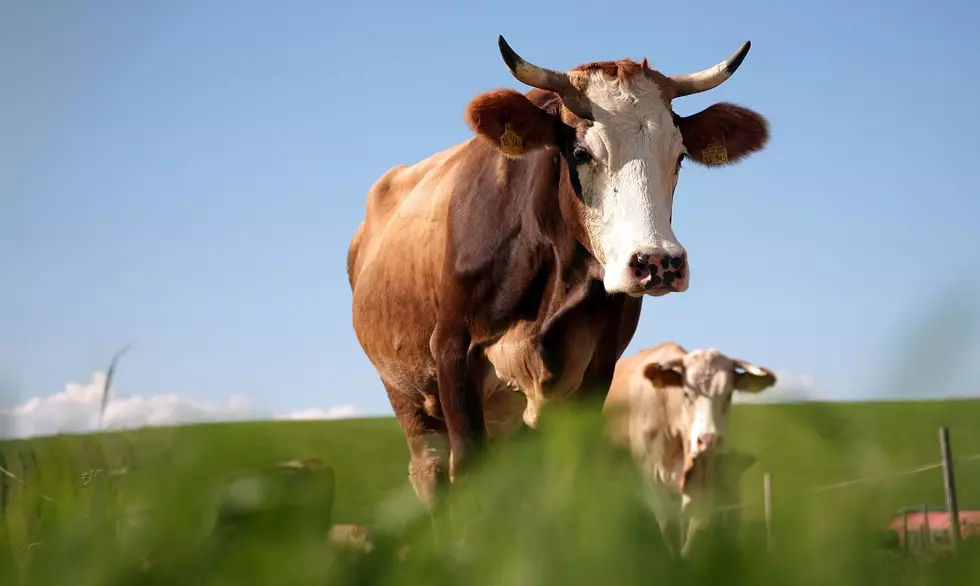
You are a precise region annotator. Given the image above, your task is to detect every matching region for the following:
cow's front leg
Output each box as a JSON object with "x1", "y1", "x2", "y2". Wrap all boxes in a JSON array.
[
  {"x1": 679, "y1": 456, "x2": 716, "y2": 559},
  {"x1": 679, "y1": 487, "x2": 714, "y2": 559},
  {"x1": 680, "y1": 511, "x2": 709, "y2": 559},
  {"x1": 431, "y1": 324, "x2": 487, "y2": 551},
  {"x1": 432, "y1": 325, "x2": 487, "y2": 482},
  {"x1": 642, "y1": 481, "x2": 681, "y2": 557}
]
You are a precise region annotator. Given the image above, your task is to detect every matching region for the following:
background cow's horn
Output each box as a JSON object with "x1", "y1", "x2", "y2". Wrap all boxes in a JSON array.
[
  {"x1": 497, "y1": 35, "x2": 594, "y2": 120},
  {"x1": 668, "y1": 41, "x2": 752, "y2": 98}
]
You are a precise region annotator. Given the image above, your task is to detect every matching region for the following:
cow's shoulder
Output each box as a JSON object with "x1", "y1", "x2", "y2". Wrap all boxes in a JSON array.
[
  {"x1": 438, "y1": 140, "x2": 569, "y2": 332},
  {"x1": 446, "y1": 140, "x2": 562, "y2": 270},
  {"x1": 433, "y1": 88, "x2": 574, "y2": 316}
]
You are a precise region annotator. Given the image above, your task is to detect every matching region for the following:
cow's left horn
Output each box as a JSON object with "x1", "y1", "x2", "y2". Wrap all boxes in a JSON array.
[
  {"x1": 497, "y1": 35, "x2": 593, "y2": 120},
  {"x1": 668, "y1": 41, "x2": 752, "y2": 98}
]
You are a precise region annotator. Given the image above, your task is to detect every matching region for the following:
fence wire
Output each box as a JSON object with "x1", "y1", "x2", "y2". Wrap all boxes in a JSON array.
[{"x1": 712, "y1": 453, "x2": 980, "y2": 516}]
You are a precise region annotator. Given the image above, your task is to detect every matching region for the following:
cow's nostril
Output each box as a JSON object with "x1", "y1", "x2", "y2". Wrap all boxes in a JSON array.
[{"x1": 697, "y1": 433, "x2": 716, "y2": 451}]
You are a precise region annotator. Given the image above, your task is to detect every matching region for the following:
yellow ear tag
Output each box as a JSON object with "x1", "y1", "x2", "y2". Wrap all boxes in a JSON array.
[
  {"x1": 701, "y1": 142, "x2": 728, "y2": 165},
  {"x1": 499, "y1": 123, "x2": 524, "y2": 155}
]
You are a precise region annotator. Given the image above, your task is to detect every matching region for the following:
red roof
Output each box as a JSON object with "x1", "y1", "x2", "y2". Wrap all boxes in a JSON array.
[{"x1": 888, "y1": 510, "x2": 980, "y2": 544}]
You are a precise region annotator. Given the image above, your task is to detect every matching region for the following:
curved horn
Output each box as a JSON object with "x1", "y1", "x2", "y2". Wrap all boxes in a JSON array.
[
  {"x1": 497, "y1": 35, "x2": 593, "y2": 120},
  {"x1": 497, "y1": 35, "x2": 572, "y2": 95},
  {"x1": 668, "y1": 41, "x2": 752, "y2": 98}
]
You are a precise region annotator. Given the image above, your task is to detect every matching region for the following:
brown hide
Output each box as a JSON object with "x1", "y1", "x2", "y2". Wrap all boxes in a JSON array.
[{"x1": 347, "y1": 87, "x2": 642, "y2": 508}]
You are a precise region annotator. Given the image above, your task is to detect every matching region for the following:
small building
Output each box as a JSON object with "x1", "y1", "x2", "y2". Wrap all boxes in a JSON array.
[{"x1": 886, "y1": 506, "x2": 980, "y2": 552}]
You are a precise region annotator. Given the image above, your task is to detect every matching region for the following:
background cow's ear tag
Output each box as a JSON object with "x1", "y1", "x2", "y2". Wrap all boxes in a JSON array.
[
  {"x1": 499, "y1": 123, "x2": 524, "y2": 155},
  {"x1": 702, "y1": 142, "x2": 728, "y2": 165}
]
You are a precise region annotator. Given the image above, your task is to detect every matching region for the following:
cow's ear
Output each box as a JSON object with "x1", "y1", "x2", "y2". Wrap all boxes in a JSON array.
[
  {"x1": 643, "y1": 358, "x2": 684, "y2": 389},
  {"x1": 676, "y1": 103, "x2": 769, "y2": 167},
  {"x1": 732, "y1": 359, "x2": 777, "y2": 393},
  {"x1": 465, "y1": 89, "x2": 557, "y2": 156}
]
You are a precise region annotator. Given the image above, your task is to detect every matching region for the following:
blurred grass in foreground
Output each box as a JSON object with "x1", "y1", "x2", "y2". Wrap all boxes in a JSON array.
[{"x1": 1, "y1": 400, "x2": 980, "y2": 585}]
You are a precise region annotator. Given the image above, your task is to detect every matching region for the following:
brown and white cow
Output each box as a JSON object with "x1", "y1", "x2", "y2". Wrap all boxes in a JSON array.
[
  {"x1": 602, "y1": 341, "x2": 777, "y2": 557},
  {"x1": 347, "y1": 36, "x2": 771, "y2": 513}
]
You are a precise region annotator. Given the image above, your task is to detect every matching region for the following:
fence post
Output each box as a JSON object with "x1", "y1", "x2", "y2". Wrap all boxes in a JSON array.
[
  {"x1": 939, "y1": 427, "x2": 961, "y2": 551},
  {"x1": 764, "y1": 472, "x2": 773, "y2": 552}
]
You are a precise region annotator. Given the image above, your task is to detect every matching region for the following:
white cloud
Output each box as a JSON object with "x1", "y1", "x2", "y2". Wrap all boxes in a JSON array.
[
  {"x1": 275, "y1": 406, "x2": 359, "y2": 420},
  {"x1": 0, "y1": 371, "x2": 359, "y2": 440},
  {"x1": 0, "y1": 367, "x2": 835, "y2": 439},
  {"x1": 732, "y1": 370, "x2": 821, "y2": 404}
]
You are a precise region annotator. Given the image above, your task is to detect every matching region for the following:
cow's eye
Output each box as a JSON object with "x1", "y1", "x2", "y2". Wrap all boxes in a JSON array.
[
  {"x1": 572, "y1": 146, "x2": 593, "y2": 166},
  {"x1": 676, "y1": 154, "x2": 685, "y2": 171}
]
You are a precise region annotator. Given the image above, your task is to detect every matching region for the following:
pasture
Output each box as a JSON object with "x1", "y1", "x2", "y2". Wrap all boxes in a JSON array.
[{"x1": 2, "y1": 398, "x2": 980, "y2": 585}]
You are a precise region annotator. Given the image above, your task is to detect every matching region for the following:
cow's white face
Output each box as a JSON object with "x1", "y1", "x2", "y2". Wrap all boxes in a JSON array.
[
  {"x1": 573, "y1": 73, "x2": 688, "y2": 298},
  {"x1": 657, "y1": 349, "x2": 776, "y2": 458},
  {"x1": 677, "y1": 349, "x2": 737, "y2": 457}
]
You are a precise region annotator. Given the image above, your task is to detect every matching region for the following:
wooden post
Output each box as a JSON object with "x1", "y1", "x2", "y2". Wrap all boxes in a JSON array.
[
  {"x1": 764, "y1": 472, "x2": 773, "y2": 552},
  {"x1": 939, "y1": 427, "x2": 961, "y2": 551}
]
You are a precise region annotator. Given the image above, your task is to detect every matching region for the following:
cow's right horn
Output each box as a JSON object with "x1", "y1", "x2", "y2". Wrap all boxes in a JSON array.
[{"x1": 497, "y1": 35, "x2": 593, "y2": 120}]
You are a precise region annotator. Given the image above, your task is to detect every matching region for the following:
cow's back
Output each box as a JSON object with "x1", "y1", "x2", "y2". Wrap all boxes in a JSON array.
[{"x1": 347, "y1": 142, "x2": 466, "y2": 291}]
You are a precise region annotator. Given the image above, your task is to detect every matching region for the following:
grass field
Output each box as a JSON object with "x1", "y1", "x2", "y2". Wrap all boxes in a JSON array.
[{"x1": 2, "y1": 398, "x2": 980, "y2": 585}]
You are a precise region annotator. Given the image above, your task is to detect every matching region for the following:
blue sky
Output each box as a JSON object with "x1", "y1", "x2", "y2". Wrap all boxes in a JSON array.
[{"x1": 2, "y1": 0, "x2": 979, "y2": 434}]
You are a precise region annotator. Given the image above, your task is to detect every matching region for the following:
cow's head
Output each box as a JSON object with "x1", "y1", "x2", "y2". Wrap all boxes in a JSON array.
[
  {"x1": 465, "y1": 36, "x2": 770, "y2": 297},
  {"x1": 644, "y1": 348, "x2": 776, "y2": 458}
]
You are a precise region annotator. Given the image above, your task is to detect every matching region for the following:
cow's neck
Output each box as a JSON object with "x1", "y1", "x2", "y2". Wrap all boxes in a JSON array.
[
  {"x1": 508, "y1": 151, "x2": 625, "y2": 384},
  {"x1": 517, "y1": 150, "x2": 605, "y2": 330}
]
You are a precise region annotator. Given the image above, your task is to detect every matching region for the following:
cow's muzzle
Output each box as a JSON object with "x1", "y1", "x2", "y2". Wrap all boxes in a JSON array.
[{"x1": 629, "y1": 251, "x2": 689, "y2": 295}]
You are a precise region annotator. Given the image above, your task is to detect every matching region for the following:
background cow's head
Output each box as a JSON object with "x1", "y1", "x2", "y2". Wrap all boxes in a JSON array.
[
  {"x1": 643, "y1": 348, "x2": 776, "y2": 459},
  {"x1": 465, "y1": 36, "x2": 770, "y2": 297}
]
